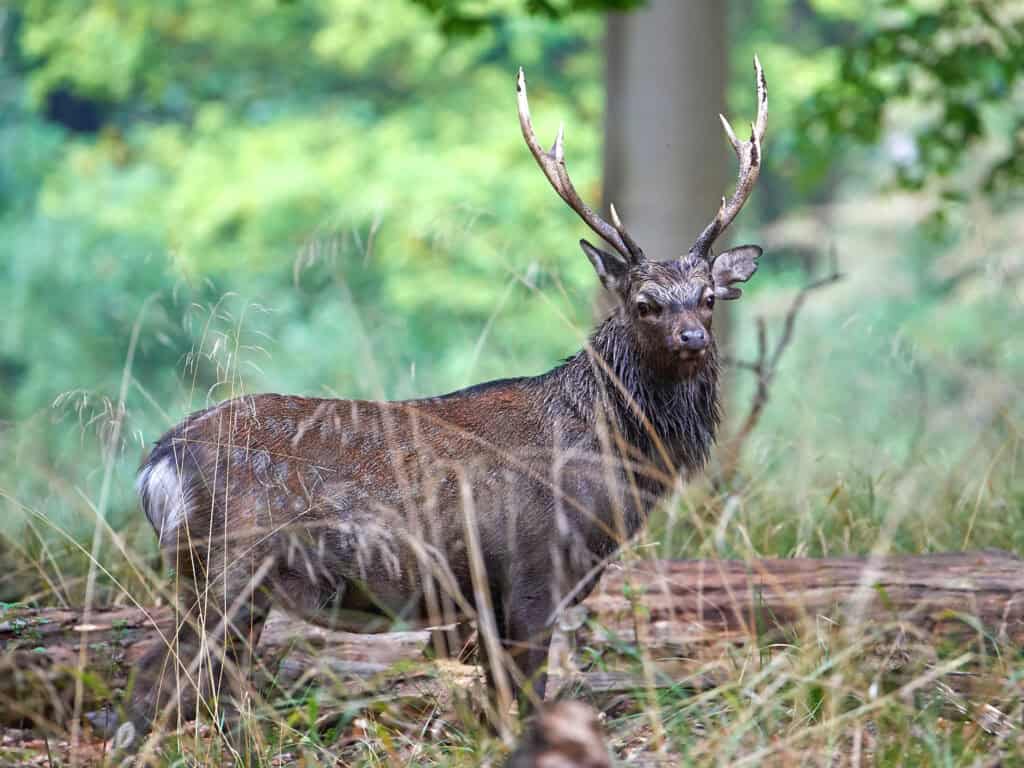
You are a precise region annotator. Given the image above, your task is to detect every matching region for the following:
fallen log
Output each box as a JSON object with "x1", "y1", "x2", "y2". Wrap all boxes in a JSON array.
[
  {"x1": 1, "y1": 549, "x2": 1021, "y2": 730},
  {"x1": 0, "y1": 606, "x2": 438, "y2": 730},
  {"x1": 578, "y1": 548, "x2": 1024, "y2": 652}
]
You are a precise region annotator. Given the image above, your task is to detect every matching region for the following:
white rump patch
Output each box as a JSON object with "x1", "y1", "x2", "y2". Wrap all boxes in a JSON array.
[{"x1": 137, "y1": 457, "x2": 192, "y2": 543}]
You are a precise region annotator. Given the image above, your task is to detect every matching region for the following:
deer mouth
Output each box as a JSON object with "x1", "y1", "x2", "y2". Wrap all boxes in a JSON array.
[
  {"x1": 675, "y1": 348, "x2": 709, "y2": 375},
  {"x1": 678, "y1": 348, "x2": 708, "y2": 363}
]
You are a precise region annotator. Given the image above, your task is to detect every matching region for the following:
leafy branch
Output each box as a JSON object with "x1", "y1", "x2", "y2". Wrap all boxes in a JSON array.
[
  {"x1": 794, "y1": 0, "x2": 1024, "y2": 204},
  {"x1": 408, "y1": 0, "x2": 643, "y2": 35}
]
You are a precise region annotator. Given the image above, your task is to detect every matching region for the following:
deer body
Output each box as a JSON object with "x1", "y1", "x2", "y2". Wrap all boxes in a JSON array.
[
  {"x1": 123, "y1": 61, "x2": 767, "y2": 750},
  {"x1": 131, "y1": 315, "x2": 718, "y2": 724}
]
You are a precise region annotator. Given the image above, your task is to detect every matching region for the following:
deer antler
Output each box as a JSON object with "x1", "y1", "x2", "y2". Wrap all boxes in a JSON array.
[
  {"x1": 517, "y1": 68, "x2": 644, "y2": 265},
  {"x1": 688, "y1": 56, "x2": 768, "y2": 262}
]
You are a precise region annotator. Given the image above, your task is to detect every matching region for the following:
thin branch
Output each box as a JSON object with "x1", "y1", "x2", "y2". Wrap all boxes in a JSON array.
[{"x1": 720, "y1": 251, "x2": 843, "y2": 485}]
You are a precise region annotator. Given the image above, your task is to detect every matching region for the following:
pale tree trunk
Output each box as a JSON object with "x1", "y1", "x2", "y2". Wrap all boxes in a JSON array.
[{"x1": 602, "y1": 0, "x2": 732, "y2": 356}]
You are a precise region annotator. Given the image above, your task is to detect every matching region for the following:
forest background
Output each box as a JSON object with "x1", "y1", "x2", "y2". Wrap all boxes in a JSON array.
[
  {"x1": 0, "y1": 3, "x2": 1023, "y2": 761},
  {"x1": 1, "y1": 0, "x2": 1023, "y2": 763}
]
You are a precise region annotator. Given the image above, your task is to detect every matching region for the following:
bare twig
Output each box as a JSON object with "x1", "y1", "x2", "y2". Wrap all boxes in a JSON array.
[{"x1": 720, "y1": 251, "x2": 843, "y2": 484}]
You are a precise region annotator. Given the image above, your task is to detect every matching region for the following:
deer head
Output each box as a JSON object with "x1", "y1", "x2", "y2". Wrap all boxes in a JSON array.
[{"x1": 517, "y1": 58, "x2": 767, "y2": 378}]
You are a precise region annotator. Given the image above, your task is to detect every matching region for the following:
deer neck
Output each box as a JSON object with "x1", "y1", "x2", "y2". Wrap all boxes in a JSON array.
[{"x1": 554, "y1": 312, "x2": 721, "y2": 479}]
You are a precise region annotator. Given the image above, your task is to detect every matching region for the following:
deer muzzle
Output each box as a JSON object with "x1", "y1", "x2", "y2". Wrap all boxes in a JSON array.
[{"x1": 679, "y1": 326, "x2": 709, "y2": 352}]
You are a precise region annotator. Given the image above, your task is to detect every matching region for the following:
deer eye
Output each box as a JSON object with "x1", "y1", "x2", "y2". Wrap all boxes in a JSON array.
[
  {"x1": 705, "y1": 294, "x2": 715, "y2": 309},
  {"x1": 636, "y1": 299, "x2": 660, "y2": 318}
]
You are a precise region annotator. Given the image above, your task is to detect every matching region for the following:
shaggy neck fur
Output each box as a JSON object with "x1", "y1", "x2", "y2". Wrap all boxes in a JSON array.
[{"x1": 550, "y1": 310, "x2": 721, "y2": 481}]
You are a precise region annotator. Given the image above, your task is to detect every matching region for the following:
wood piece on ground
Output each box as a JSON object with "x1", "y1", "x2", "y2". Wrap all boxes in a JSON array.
[{"x1": 1, "y1": 549, "x2": 1021, "y2": 728}]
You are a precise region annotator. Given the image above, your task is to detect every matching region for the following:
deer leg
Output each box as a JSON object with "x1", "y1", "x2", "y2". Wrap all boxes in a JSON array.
[
  {"x1": 118, "y1": 576, "x2": 203, "y2": 753},
  {"x1": 474, "y1": 597, "x2": 509, "y2": 724},
  {"x1": 121, "y1": 542, "x2": 273, "y2": 756},
  {"x1": 504, "y1": 596, "x2": 554, "y2": 717},
  {"x1": 197, "y1": 564, "x2": 274, "y2": 757}
]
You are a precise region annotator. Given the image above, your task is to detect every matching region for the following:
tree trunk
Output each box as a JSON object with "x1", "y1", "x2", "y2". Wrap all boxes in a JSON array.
[
  {"x1": 2, "y1": 550, "x2": 1021, "y2": 729},
  {"x1": 601, "y1": 1, "x2": 728, "y2": 329},
  {"x1": 603, "y1": 1, "x2": 728, "y2": 255}
]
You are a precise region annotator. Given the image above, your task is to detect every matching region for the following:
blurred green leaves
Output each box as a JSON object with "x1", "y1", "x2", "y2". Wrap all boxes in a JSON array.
[
  {"x1": 793, "y1": 0, "x2": 1024, "y2": 202},
  {"x1": 407, "y1": 0, "x2": 643, "y2": 35}
]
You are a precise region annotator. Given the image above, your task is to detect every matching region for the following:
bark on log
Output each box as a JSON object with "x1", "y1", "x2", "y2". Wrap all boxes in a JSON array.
[
  {"x1": 579, "y1": 549, "x2": 1024, "y2": 652},
  {"x1": 2, "y1": 550, "x2": 1021, "y2": 729}
]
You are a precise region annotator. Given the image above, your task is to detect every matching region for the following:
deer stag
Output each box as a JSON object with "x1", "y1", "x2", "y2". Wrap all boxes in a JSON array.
[{"x1": 122, "y1": 59, "x2": 767, "y2": 749}]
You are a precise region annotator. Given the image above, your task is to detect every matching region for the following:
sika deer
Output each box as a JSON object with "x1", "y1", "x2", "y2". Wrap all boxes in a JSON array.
[{"x1": 122, "y1": 59, "x2": 768, "y2": 749}]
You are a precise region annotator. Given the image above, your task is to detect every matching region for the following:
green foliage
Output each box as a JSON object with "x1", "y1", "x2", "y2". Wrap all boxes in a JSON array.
[
  {"x1": 408, "y1": 0, "x2": 644, "y2": 35},
  {"x1": 794, "y1": 0, "x2": 1024, "y2": 202}
]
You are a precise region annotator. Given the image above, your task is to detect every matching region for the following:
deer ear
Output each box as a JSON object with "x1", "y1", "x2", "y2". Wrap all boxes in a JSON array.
[
  {"x1": 713, "y1": 244, "x2": 762, "y2": 300},
  {"x1": 580, "y1": 239, "x2": 630, "y2": 293}
]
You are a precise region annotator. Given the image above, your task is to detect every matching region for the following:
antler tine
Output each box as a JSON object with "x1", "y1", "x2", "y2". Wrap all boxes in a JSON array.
[
  {"x1": 610, "y1": 203, "x2": 645, "y2": 261},
  {"x1": 689, "y1": 55, "x2": 768, "y2": 262},
  {"x1": 517, "y1": 68, "x2": 643, "y2": 264}
]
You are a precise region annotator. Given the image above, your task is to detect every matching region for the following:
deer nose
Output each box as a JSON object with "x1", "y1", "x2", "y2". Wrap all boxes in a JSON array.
[{"x1": 680, "y1": 328, "x2": 708, "y2": 351}]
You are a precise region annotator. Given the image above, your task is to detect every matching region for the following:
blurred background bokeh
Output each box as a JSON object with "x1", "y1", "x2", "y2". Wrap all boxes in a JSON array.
[{"x1": 0, "y1": 0, "x2": 1022, "y2": 606}]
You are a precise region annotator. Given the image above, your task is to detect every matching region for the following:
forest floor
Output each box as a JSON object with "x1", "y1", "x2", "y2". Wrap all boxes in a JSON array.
[{"x1": 2, "y1": 551, "x2": 1024, "y2": 766}]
